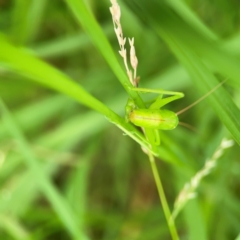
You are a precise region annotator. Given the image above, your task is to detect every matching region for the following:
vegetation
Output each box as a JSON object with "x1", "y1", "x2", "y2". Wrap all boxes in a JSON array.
[{"x1": 0, "y1": 0, "x2": 240, "y2": 239}]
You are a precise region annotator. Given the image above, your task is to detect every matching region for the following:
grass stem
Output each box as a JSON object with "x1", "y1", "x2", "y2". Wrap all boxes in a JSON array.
[{"x1": 148, "y1": 152, "x2": 179, "y2": 240}]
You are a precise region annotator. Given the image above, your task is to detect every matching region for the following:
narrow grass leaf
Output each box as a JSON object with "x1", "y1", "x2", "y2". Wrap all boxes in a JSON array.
[
  {"x1": 0, "y1": 35, "x2": 155, "y2": 156},
  {"x1": 26, "y1": 0, "x2": 48, "y2": 42},
  {"x1": 32, "y1": 23, "x2": 114, "y2": 58},
  {"x1": 11, "y1": 0, "x2": 32, "y2": 44},
  {"x1": 165, "y1": 0, "x2": 217, "y2": 41},
  {"x1": 0, "y1": 215, "x2": 30, "y2": 240},
  {"x1": 0, "y1": 99, "x2": 85, "y2": 240},
  {"x1": 235, "y1": 234, "x2": 240, "y2": 240}
]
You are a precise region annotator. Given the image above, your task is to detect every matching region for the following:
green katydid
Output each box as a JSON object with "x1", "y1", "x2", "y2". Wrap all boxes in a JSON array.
[
  {"x1": 109, "y1": 0, "x2": 226, "y2": 146},
  {"x1": 125, "y1": 80, "x2": 226, "y2": 146}
]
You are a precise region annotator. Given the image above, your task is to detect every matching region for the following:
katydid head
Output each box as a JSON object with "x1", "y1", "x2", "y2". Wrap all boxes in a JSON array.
[{"x1": 125, "y1": 98, "x2": 136, "y2": 122}]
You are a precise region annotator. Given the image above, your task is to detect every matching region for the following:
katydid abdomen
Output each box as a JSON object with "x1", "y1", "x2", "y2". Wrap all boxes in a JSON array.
[{"x1": 129, "y1": 109, "x2": 179, "y2": 130}]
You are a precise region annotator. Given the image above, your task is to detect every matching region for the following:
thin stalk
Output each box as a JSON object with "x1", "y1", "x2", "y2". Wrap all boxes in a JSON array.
[{"x1": 148, "y1": 152, "x2": 179, "y2": 240}]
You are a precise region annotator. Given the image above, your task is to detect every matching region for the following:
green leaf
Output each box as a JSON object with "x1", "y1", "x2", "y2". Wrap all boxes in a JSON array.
[
  {"x1": 0, "y1": 35, "x2": 154, "y2": 155},
  {"x1": 0, "y1": 99, "x2": 84, "y2": 240}
]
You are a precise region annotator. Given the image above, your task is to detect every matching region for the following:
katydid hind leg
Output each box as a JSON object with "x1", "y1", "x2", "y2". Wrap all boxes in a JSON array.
[
  {"x1": 150, "y1": 94, "x2": 184, "y2": 109},
  {"x1": 129, "y1": 86, "x2": 184, "y2": 109},
  {"x1": 129, "y1": 86, "x2": 184, "y2": 97},
  {"x1": 149, "y1": 94, "x2": 163, "y2": 110}
]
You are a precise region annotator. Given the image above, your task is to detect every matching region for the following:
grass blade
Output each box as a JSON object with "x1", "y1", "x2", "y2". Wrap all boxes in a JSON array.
[
  {"x1": 0, "y1": 98, "x2": 86, "y2": 240},
  {"x1": 0, "y1": 35, "x2": 156, "y2": 156}
]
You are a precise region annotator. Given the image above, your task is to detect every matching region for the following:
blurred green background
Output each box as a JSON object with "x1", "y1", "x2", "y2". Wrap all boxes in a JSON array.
[{"x1": 0, "y1": 0, "x2": 240, "y2": 239}]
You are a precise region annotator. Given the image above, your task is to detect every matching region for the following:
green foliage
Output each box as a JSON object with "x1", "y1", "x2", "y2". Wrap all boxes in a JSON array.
[{"x1": 0, "y1": 0, "x2": 239, "y2": 239}]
